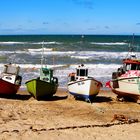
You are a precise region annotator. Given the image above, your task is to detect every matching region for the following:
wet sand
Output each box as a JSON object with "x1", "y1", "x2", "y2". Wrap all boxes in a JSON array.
[{"x1": 0, "y1": 89, "x2": 140, "y2": 140}]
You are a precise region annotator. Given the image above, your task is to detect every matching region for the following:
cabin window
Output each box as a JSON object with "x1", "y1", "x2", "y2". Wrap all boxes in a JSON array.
[
  {"x1": 126, "y1": 64, "x2": 131, "y2": 71},
  {"x1": 123, "y1": 64, "x2": 126, "y2": 71},
  {"x1": 77, "y1": 69, "x2": 88, "y2": 76},
  {"x1": 137, "y1": 65, "x2": 140, "y2": 70},
  {"x1": 4, "y1": 66, "x2": 19, "y2": 75},
  {"x1": 131, "y1": 64, "x2": 137, "y2": 70},
  {"x1": 85, "y1": 69, "x2": 88, "y2": 76},
  {"x1": 124, "y1": 63, "x2": 140, "y2": 70},
  {"x1": 70, "y1": 76, "x2": 75, "y2": 81},
  {"x1": 77, "y1": 69, "x2": 80, "y2": 76}
]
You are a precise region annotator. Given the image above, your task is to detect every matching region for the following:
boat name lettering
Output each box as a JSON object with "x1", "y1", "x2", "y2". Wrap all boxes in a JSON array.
[
  {"x1": 128, "y1": 79, "x2": 135, "y2": 82},
  {"x1": 78, "y1": 81, "x2": 84, "y2": 85}
]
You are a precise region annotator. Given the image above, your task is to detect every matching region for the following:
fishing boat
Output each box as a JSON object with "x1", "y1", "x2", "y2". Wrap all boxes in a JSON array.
[
  {"x1": 106, "y1": 36, "x2": 140, "y2": 102},
  {"x1": 67, "y1": 64, "x2": 102, "y2": 102},
  {"x1": 25, "y1": 67, "x2": 58, "y2": 100},
  {"x1": 25, "y1": 44, "x2": 58, "y2": 100},
  {"x1": 0, "y1": 63, "x2": 22, "y2": 95}
]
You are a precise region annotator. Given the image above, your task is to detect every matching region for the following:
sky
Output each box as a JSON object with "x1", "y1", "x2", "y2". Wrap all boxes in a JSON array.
[{"x1": 0, "y1": 0, "x2": 140, "y2": 35}]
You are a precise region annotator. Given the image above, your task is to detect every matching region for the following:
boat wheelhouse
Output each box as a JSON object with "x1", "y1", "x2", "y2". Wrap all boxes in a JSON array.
[{"x1": 0, "y1": 63, "x2": 22, "y2": 95}]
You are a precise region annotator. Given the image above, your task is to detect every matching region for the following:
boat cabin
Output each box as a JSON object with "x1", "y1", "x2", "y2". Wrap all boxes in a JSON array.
[
  {"x1": 1, "y1": 64, "x2": 21, "y2": 84},
  {"x1": 76, "y1": 64, "x2": 88, "y2": 77},
  {"x1": 3, "y1": 64, "x2": 20, "y2": 75},
  {"x1": 68, "y1": 64, "x2": 88, "y2": 82},
  {"x1": 40, "y1": 67, "x2": 53, "y2": 82},
  {"x1": 123, "y1": 59, "x2": 140, "y2": 71},
  {"x1": 40, "y1": 67, "x2": 58, "y2": 84}
]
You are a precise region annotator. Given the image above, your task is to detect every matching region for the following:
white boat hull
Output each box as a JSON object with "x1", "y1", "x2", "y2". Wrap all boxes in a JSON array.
[
  {"x1": 68, "y1": 78, "x2": 102, "y2": 100},
  {"x1": 111, "y1": 77, "x2": 140, "y2": 100}
]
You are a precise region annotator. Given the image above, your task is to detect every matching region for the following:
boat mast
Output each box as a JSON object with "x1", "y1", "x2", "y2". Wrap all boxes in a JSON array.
[
  {"x1": 129, "y1": 33, "x2": 135, "y2": 52},
  {"x1": 41, "y1": 41, "x2": 45, "y2": 68},
  {"x1": 126, "y1": 34, "x2": 136, "y2": 59}
]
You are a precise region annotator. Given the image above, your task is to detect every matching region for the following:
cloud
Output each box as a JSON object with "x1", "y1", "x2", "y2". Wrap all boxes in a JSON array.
[
  {"x1": 27, "y1": 20, "x2": 32, "y2": 23},
  {"x1": 87, "y1": 27, "x2": 96, "y2": 31},
  {"x1": 72, "y1": 0, "x2": 94, "y2": 9},
  {"x1": 42, "y1": 22, "x2": 49, "y2": 25},
  {"x1": 88, "y1": 26, "x2": 100, "y2": 31},
  {"x1": 0, "y1": 28, "x2": 23, "y2": 33},
  {"x1": 136, "y1": 23, "x2": 140, "y2": 25},
  {"x1": 104, "y1": 26, "x2": 109, "y2": 29},
  {"x1": 0, "y1": 27, "x2": 48, "y2": 34}
]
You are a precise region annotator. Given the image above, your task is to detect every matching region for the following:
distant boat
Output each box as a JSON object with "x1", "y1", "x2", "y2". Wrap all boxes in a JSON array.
[
  {"x1": 106, "y1": 35, "x2": 140, "y2": 102},
  {"x1": 0, "y1": 63, "x2": 22, "y2": 95},
  {"x1": 67, "y1": 64, "x2": 102, "y2": 102},
  {"x1": 25, "y1": 43, "x2": 58, "y2": 100}
]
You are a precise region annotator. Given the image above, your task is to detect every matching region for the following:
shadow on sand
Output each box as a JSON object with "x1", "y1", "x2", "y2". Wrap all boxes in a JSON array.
[
  {"x1": 0, "y1": 94, "x2": 68, "y2": 101},
  {"x1": 37, "y1": 95, "x2": 68, "y2": 101},
  {"x1": 92, "y1": 96, "x2": 113, "y2": 103},
  {"x1": 74, "y1": 96, "x2": 113, "y2": 103},
  {"x1": 0, "y1": 94, "x2": 31, "y2": 100}
]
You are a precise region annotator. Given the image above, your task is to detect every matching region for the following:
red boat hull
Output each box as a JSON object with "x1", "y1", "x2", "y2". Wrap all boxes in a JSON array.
[
  {"x1": 112, "y1": 89, "x2": 140, "y2": 101},
  {"x1": 0, "y1": 79, "x2": 20, "y2": 95}
]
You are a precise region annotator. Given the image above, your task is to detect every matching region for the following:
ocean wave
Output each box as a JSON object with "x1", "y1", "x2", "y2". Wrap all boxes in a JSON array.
[
  {"x1": 0, "y1": 63, "x2": 66, "y2": 74},
  {"x1": 90, "y1": 42, "x2": 128, "y2": 45},
  {"x1": 0, "y1": 50, "x2": 27, "y2": 54},
  {"x1": 0, "y1": 41, "x2": 26, "y2": 45},
  {"x1": 31, "y1": 41, "x2": 62, "y2": 45},
  {"x1": 70, "y1": 51, "x2": 128, "y2": 60},
  {"x1": 0, "y1": 41, "x2": 62, "y2": 45},
  {"x1": 19, "y1": 64, "x2": 66, "y2": 69},
  {"x1": 1, "y1": 49, "x2": 140, "y2": 61},
  {"x1": 0, "y1": 41, "x2": 127, "y2": 46},
  {"x1": 1, "y1": 49, "x2": 140, "y2": 60},
  {"x1": 71, "y1": 56, "x2": 93, "y2": 59},
  {"x1": 29, "y1": 51, "x2": 75, "y2": 55},
  {"x1": 0, "y1": 63, "x2": 120, "y2": 71},
  {"x1": 27, "y1": 48, "x2": 53, "y2": 52},
  {"x1": 69, "y1": 63, "x2": 121, "y2": 69}
]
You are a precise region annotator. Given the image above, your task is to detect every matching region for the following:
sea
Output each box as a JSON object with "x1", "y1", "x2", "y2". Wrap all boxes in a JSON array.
[{"x1": 0, "y1": 34, "x2": 140, "y2": 90}]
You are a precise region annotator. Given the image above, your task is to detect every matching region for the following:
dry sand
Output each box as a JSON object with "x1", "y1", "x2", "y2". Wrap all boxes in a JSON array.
[{"x1": 0, "y1": 89, "x2": 140, "y2": 140}]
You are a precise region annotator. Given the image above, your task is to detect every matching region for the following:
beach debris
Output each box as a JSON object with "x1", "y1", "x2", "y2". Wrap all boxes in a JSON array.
[
  {"x1": 116, "y1": 97, "x2": 125, "y2": 102},
  {"x1": 111, "y1": 114, "x2": 139, "y2": 124}
]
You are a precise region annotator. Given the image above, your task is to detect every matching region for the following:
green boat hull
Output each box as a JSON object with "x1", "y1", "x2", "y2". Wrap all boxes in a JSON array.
[{"x1": 25, "y1": 79, "x2": 58, "y2": 100}]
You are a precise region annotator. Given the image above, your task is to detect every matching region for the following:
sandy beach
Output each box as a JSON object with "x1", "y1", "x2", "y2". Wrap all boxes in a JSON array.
[{"x1": 0, "y1": 89, "x2": 140, "y2": 140}]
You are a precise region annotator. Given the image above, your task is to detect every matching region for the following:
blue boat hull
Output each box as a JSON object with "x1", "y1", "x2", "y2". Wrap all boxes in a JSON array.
[{"x1": 69, "y1": 91, "x2": 97, "y2": 101}]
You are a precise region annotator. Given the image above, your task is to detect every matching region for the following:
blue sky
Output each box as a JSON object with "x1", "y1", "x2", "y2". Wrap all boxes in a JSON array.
[{"x1": 0, "y1": 0, "x2": 140, "y2": 35}]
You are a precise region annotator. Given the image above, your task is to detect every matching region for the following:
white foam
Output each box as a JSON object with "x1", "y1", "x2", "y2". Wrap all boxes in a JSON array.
[
  {"x1": 19, "y1": 64, "x2": 66, "y2": 69},
  {"x1": 29, "y1": 51, "x2": 75, "y2": 56},
  {"x1": 27, "y1": 48, "x2": 53, "y2": 52},
  {"x1": 1, "y1": 49, "x2": 140, "y2": 61},
  {"x1": 0, "y1": 41, "x2": 62, "y2": 45},
  {"x1": 0, "y1": 50, "x2": 28, "y2": 55},
  {"x1": 91, "y1": 42, "x2": 128, "y2": 45},
  {"x1": 69, "y1": 63, "x2": 121, "y2": 69},
  {"x1": 0, "y1": 42, "x2": 26, "y2": 45},
  {"x1": 71, "y1": 55, "x2": 92, "y2": 59},
  {"x1": 70, "y1": 51, "x2": 128, "y2": 60},
  {"x1": 31, "y1": 41, "x2": 62, "y2": 45}
]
